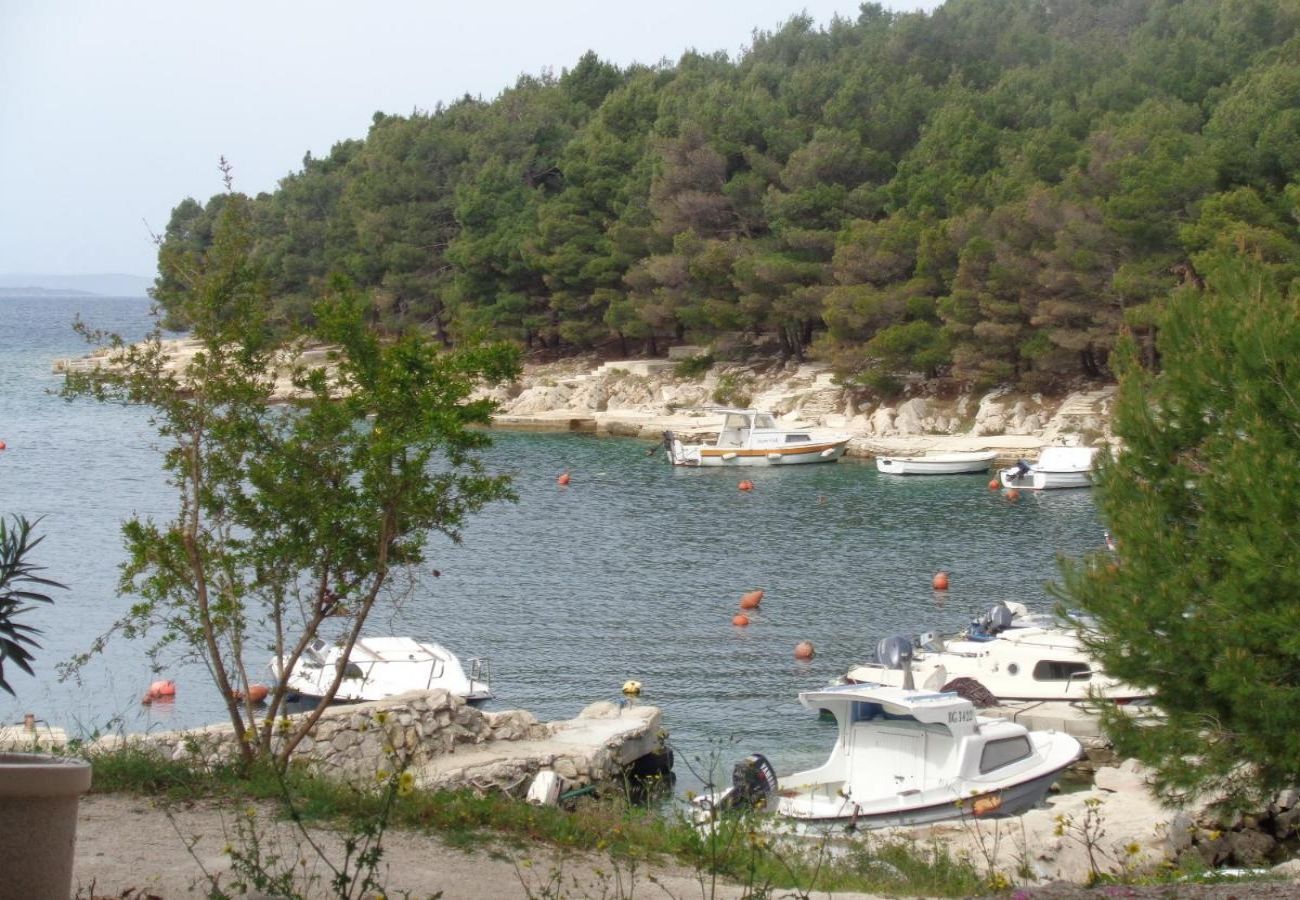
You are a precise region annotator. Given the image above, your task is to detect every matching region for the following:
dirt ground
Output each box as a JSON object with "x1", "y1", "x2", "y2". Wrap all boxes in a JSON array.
[
  {"x1": 72, "y1": 794, "x2": 882, "y2": 899},
  {"x1": 73, "y1": 794, "x2": 1298, "y2": 900}
]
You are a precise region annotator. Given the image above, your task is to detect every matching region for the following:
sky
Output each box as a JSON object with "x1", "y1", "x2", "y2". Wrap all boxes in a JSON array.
[{"x1": 0, "y1": 1, "x2": 939, "y2": 280}]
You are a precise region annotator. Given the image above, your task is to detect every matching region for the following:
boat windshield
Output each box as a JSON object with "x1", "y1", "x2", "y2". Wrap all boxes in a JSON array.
[{"x1": 753, "y1": 413, "x2": 777, "y2": 429}]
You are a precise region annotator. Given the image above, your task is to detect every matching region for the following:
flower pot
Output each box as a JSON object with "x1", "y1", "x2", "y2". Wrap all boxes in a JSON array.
[{"x1": 0, "y1": 752, "x2": 92, "y2": 900}]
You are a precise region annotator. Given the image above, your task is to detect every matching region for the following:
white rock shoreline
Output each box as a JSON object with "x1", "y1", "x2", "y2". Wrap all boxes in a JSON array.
[
  {"x1": 485, "y1": 356, "x2": 1117, "y2": 463},
  {"x1": 54, "y1": 342, "x2": 1118, "y2": 462}
]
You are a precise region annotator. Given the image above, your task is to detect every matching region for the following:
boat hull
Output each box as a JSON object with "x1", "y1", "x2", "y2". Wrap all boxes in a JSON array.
[
  {"x1": 672, "y1": 440, "x2": 850, "y2": 467},
  {"x1": 775, "y1": 763, "x2": 1071, "y2": 830},
  {"x1": 999, "y1": 468, "x2": 1092, "y2": 490},
  {"x1": 876, "y1": 452, "x2": 997, "y2": 475}
]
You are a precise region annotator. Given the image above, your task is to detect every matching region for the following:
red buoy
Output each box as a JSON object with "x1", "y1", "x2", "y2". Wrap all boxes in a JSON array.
[
  {"x1": 0, "y1": 440, "x2": 7, "y2": 450},
  {"x1": 987, "y1": 479, "x2": 1000, "y2": 491},
  {"x1": 740, "y1": 589, "x2": 764, "y2": 609},
  {"x1": 794, "y1": 640, "x2": 816, "y2": 660},
  {"x1": 557, "y1": 471, "x2": 571, "y2": 486},
  {"x1": 738, "y1": 479, "x2": 755, "y2": 491},
  {"x1": 1005, "y1": 488, "x2": 1020, "y2": 502},
  {"x1": 932, "y1": 571, "x2": 950, "y2": 591},
  {"x1": 732, "y1": 613, "x2": 750, "y2": 627}
]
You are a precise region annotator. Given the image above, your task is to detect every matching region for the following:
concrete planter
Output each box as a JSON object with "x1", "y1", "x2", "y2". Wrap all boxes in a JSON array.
[{"x1": 0, "y1": 752, "x2": 92, "y2": 900}]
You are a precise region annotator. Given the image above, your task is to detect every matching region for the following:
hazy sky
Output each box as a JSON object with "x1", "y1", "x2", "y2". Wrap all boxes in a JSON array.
[{"x1": 1, "y1": 1, "x2": 939, "y2": 278}]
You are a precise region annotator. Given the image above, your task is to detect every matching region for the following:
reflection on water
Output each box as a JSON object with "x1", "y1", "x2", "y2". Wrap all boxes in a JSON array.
[{"x1": 1, "y1": 296, "x2": 1104, "y2": 787}]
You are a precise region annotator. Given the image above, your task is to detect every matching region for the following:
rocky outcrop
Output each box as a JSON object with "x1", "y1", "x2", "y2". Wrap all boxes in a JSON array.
[{"x1": 489, "y1": 357, "x2": 1117, "y2": 458}]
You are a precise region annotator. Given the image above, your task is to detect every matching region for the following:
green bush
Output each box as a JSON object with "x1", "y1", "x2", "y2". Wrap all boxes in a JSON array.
[{"x1": 673, "y1": 353, "x2": 715, "y2": 378}]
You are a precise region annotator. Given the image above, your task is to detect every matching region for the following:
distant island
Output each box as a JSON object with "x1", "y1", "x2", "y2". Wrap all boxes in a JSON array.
[
  {"x1": 0, "y1": 273, "x2": 151, "y2": 297},
  {"x1": 0, "y1": 286, "x2": 97, "y2": 297}
]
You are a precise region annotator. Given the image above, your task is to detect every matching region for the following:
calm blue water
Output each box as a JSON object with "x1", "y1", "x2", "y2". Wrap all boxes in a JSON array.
[{"x1": 0, "y1": 296, "x2": 1103, "y2": 786}]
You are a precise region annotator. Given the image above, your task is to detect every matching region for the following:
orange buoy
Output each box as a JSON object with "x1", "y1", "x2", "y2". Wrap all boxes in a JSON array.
[
  {"x1": 739, "y1": 589, "x2": 764, "y2": 609},
  {"x1": 557, "y1": 471, "x2": 571, "y2": 486},
  {"x1": 738, "y1": 479, "x2": 755, "y2": 492},
  {"x1": 0, "y1": 440, "x2": 7, "y2": 450},
  {"x1": 932, "y1": 571, "x2": 950, "y2": 591},
  {"x1": 987, "y1": 479, "x2": 1000, "y2": 491},
  {"x1": 794, "y1": 640, "x2": 816, "y2": 660},
  {"x1": 233, "y1": 684, "x2": 270, "y2": 704},
  {"x1": 732, "y1": 613, "x2": 750, "y2": 627},
  {"x1": 1005, "y1": 488, "x2": 1021, "y2": 502},
  {"x1": 143, "y1": 679, "x2": 176, "y2": 704}
]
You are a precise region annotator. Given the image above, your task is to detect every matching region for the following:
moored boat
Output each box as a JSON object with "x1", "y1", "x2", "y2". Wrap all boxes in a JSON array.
[
  {"x1": 693, "y1": 682, "x2": 1080, "y2": 830},
  {"x1": 662, "y1": 409, "x2": 850, "y2": 467},
  {"x1": 999, "y1": 446, "x2": 1098, "y2": 490},
  {"x1": 270, "y1": 636, "x2": 492, "y2": 705},
  {"x1": 842, "y1": 602, "x2": 1149, "y2": 703},
  {"x1": 875, "y1": 450, "x2": 998, "y2": 475}
]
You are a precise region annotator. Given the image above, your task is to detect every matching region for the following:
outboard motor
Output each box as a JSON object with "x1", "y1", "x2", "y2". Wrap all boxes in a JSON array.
[
  {"x1": 969, "y1": 603, "x2": 1015, "y2": 641},
  {"x1": 877, "y1": 634, "x2": 917, "y2": 690},
  {"x1": 661, "y1": 430, "x2": 677, "y2": 462},
  {"x1": 985, "y1": 602, "x2": 1015, "y2": 634},
  {"x1": 728, "y1": 753, "x2": 779, "y2": 810},
  {"x1": 876, "y1": 635, "x2": 914, "y2": 670}
]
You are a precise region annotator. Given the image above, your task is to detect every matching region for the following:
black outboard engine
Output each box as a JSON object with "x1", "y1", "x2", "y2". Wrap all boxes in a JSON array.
[
  {"x1": 729, "y1": 753, "x2": 779, "y2": 809},
  {"x1": 876, "y1": 634, "x2": 915, "y2": 670}
]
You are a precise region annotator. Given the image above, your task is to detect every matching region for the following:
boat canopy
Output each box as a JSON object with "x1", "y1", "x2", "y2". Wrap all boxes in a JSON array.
[
  {"x1": 1036, "y1": 446, "x2": 1098, "y2": 472},
  {"x1": 719, "y1": 410, "x2": 777, "y2": 430},
  {"x1": 799, "y1": 682, "x2": 979, "y2": 735}
]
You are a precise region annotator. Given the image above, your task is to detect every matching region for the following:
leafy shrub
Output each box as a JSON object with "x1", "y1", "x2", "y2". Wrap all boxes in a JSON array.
[{"x1": 673, "y1": 354, "x2": 715, "y2": 379}]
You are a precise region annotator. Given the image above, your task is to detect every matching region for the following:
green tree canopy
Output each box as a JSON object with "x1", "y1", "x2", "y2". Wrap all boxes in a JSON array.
[{"x1": 1058, "y1": 257, "x2": 1300, "y2": 809}]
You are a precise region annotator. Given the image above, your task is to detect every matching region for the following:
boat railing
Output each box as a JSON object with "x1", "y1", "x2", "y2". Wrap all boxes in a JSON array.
[{"x1": 468, "y1": 656, "x2": 492, "y2": 690}]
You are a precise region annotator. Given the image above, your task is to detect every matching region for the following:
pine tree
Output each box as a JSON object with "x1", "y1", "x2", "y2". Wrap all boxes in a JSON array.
[{"x1": 1059, "y1": 257, "x2": 1300, "y2": 809}]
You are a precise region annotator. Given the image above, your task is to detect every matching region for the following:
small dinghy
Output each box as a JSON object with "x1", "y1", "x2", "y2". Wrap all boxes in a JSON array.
[
  {"x1": 999, "y1": 446, "x2": 1098, "y2": 490},
  {"x1": 693, "y1": 682, "x2": 1080, "y2": 830},
  {"x1": 875, "y1": 450, "x2": 997, "y2": 475}
]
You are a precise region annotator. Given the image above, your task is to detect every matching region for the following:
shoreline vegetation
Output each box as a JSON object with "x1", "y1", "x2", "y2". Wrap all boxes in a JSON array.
[{"x1": 54, "y1": 338, "x2": 1115, "y2": 462}]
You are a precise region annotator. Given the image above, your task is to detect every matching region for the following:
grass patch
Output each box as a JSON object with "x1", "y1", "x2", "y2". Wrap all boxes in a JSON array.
[{"x1": 84, "y1": 747, "x2": 992, "y2": 897}]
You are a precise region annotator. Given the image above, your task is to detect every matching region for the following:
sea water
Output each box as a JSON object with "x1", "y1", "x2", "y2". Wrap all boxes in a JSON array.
[{"x1": 0, "y1": 295, "x2": 1103, "y2": 786}]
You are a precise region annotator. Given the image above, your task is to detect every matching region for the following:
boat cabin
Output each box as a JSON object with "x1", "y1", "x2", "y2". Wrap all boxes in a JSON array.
[
  {"x1": 781, "y1": 683, "x2": 1034, "y2": 818},
  {"x1": 715, "y1": 409, "x2": 811, "y2": 449}
]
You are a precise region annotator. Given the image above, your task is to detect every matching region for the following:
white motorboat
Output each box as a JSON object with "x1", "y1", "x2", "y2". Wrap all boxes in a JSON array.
[
  {"x1": 843, "y1": 602, "x2": 1148, "y2": 703},
  {"x1": 875, "y1": 450, "x2": 997, "y2": 475},
  {"x1": 662, "y1": 409, "x2": 851, "y2": 467},
  {"x1": 999, "y1": 446, "x2": 1098, "y2": 490},
  {"x1": 271, "y1": 636, "x2": 492, "y2": 704},
  {"x1": 693, "y1": 682, "x2": 1080, "y2": 830}
]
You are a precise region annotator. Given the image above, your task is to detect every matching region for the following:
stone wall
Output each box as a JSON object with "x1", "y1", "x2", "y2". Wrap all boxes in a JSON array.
[{"x1": 89, "y1": 690, "x2": 662, "y2": 798}]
